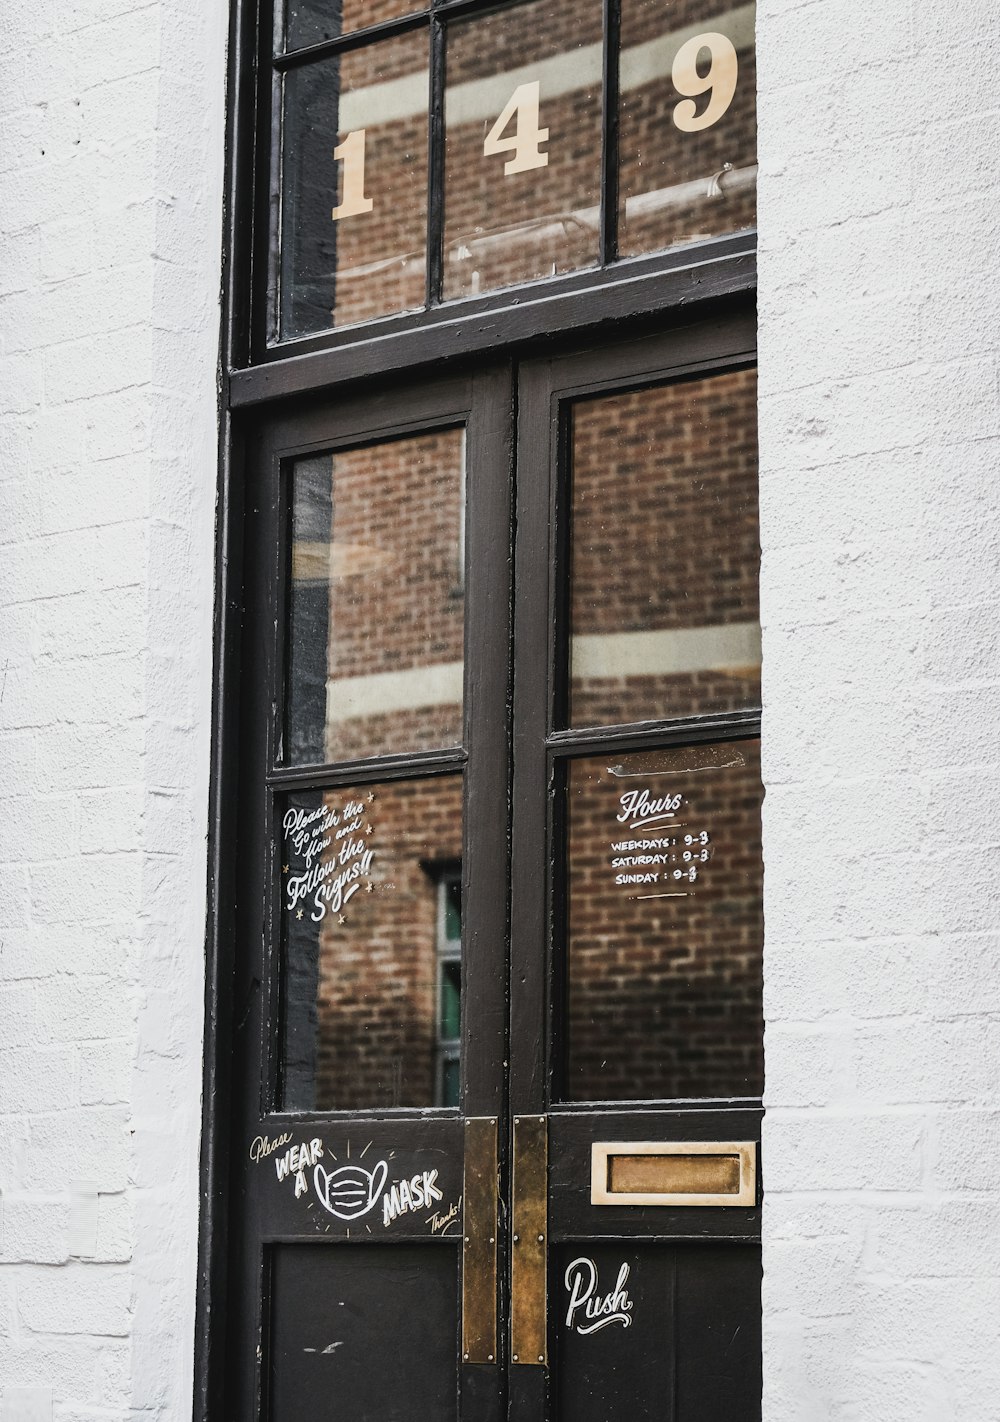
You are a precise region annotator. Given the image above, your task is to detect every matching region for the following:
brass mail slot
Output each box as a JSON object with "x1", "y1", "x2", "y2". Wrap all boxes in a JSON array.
[{"x1": 591, "y1": 1141, "x2": 757, "y2": 1207}]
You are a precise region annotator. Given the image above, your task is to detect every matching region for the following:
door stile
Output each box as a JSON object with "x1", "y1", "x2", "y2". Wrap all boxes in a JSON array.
[
  {"x1": 460, "y1": 365, "x2": 515, "y2": 1122},
  {"x1": 459, "y1": 364, "x2": 515, "y2": 1422},
  {"x1": 508, "y1": 356, "x2": 557, "y2": 1419}
]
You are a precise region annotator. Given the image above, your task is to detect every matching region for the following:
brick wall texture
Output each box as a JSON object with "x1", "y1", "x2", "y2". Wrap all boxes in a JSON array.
[
  {"x1": 758, "y1": 2, "x2": 1000, "y2": 1417},
  {"x1": 0, "y1": 3, "x2": 224, "y2": 1419}
]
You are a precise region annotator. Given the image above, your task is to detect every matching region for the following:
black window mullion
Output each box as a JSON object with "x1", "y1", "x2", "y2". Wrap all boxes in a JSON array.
[
  {"x1": 274, "y1": 8, "x2": 429, "y2": 68},
  {"x1": 546, "y1": 709, "x2": 763, "y2": 761},
  {"x1": 599, "y1": 0, "x2": 621, "y2": 265},
  {"x1": 266, "y1": 747, "x2": 468, "y2": 794}
]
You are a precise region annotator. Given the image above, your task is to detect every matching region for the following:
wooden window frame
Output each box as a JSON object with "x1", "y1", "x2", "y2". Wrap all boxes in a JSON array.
[{"x1": 196, "y1": 2, "x2": 759, "y2": 1417}]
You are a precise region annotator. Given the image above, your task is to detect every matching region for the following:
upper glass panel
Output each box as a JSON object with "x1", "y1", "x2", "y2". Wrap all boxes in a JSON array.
[
  {"x1": 443, "y1": 0, "x2": 603, "y2": 301},
  {"x1": 279, "y1": 30, "x2": 429, "y2": 337},
  {"x1": 618, "y1": 0, "x2": 757, "y2": 257},
  {"x1": 286, "y1": 0, "x2": 423, "y2": 51},
  {"x1": 286, "y1": 427, "x2": 465, "y2": 765},
  {"x1": 267, "y1": 0, "x2": 757, "y2": 344},
  {"x1": 566, "y1": 366, "x2": 760, "y2": 728}
]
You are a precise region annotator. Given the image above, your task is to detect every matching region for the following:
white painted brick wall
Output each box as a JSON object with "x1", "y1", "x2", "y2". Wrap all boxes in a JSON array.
[
  {"x1": 0, "y1": 2, "x2": 224, "y2": 1418},
  {"x1": 759, "y1": 1, "x2": 1000, "y2": 1417},
  {"x1": 3, "y1": 0, "x2": 997, "y2": 1414}
]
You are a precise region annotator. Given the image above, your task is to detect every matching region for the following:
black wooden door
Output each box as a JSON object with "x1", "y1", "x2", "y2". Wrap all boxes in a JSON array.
[
  {"x1": 229, "y1": 366, "x2": 513, "y2": 1422},
  {"x1": 508, "y1": 313, "x2": 763, "y2": 1421},
  {"x1": 228, "y1": 313, "x2": 762, "y2": 1421}
]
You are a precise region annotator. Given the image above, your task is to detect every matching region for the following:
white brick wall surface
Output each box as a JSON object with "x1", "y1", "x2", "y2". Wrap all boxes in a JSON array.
[
  {"x1": 758, "y1": 2, "x2": 1000, "y2": 1417},
  {"x1": 0, "y1": 3, "x2": 225, "y2": 1419}
]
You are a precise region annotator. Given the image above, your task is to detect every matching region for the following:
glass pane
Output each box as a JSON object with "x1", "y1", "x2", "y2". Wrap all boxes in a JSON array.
[
  {"x1": 562, "y1": 740, "x2": 763, "y2": 1101},
  {"x1": 567, "y1": 367, "x2": 759, "y2": 727},
  {"x1": 286, "y1": 0, "x2": 424, "y2": 51},
  {"x1": 618, "y1": 0, "x2": 757, "y2": 258},
  {"x1": 439, "y1": 960, "x2": 461, "y2": 1039},
  {"x1": 279, "y1": 31, "x2": 429, "y2": 338},
  {"x1": 441, "y1": 1057, "x2": 460, "y2": 1108},
  {"x1": 281, "y1": 774, "x2": 463, "y2": 1111},
  {"x1": 443, "y1": 0, "x2": 603, "y2": 301},
  {"x1": 286, "y1": 427, "x2": 465, "y2": 765},
  {"x1": 443, "y1": 876, "x2": 462, "y2": 940}
]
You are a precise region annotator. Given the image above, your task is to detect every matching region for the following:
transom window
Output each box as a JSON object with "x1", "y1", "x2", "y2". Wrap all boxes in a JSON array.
[{"x1": 272, "y1": 0, "x2": 757, "y2": 340}]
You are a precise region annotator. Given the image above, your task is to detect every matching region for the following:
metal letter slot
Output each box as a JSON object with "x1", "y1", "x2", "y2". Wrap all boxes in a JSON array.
[
  {"x1": 591, "y1": 1141, "x2": 757, "y2": 1208},
  {"x1": 463, "y1": 1117, "x2": 499, "y2": 1364},
  {"x1": 511, "y1": 1114, "x2": 548, "y2": 1366}
]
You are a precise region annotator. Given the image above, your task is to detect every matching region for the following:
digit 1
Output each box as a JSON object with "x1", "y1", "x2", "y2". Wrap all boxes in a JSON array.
[
  {"x1": 483, "y1": 80, "x2": 549, "y2": 176},
  {"x1": 331, "y1": 128, "x2": 374, "y2": 222}
]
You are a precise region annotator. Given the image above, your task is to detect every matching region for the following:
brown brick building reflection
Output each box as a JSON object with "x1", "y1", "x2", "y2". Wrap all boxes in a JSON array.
[
  {"x1": 286, "y1": 427, "x2": 465, "y2": 767},
  {"x1": 283, "y1": 363, "x2": 760, "y2": 1112},
  {"x1": 570, "y1": 366, "x2": 760, "y2": 724}
]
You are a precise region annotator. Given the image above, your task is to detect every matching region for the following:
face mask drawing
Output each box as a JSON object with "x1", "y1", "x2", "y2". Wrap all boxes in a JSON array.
[{"x1": 314, "y1": 1159, "x2": 389, "y2": 1220}]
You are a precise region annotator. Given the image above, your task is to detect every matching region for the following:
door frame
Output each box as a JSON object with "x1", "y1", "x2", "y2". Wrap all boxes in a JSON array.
[
  {"x1": 200, "y1": 12, "x2": 758, "y2": 1413},
  {"x1": 198, "y1": 309, "x2": 762, "y2": 1420}
]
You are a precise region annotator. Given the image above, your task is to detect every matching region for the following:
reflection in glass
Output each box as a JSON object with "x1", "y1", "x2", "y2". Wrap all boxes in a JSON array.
[
  {"x1": 567, "y1": 367, "x2": 760, "y2": 727},
  {"x1": 286, "y1": 0, "x2": 424, "y2": 51},
  {"x1": 563, "y1": 741, "x2": 763, "y2": 1101},
  {"x1": 279, "y1": 30, "x2": 428, "y2": 337},
  {"x1": 618, "y1": 0, "x2": 757, "y2": 257},
  {"x1": 286, "y1": 428, "x2": 465, "y2": 765},
  {"x1": 443, "y1": 0, "x2": 603, "y2": 301},
  {"x1": 281, "y1": 775, "x2": 463, "y2": 1111},
  {"x1": 435, "y1": 871, "x2": 462, "y2": 1107}
]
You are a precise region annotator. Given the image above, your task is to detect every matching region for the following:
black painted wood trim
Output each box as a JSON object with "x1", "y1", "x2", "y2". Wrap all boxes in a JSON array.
[{"x1": 232, "y1": 248, "x2": 756, "y2": 407}]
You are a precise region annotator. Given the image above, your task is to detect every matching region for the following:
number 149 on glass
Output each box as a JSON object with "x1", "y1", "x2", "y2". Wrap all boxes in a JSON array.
[{"x1": 330, "y1": 31, "x2": 740, "y2": 223}]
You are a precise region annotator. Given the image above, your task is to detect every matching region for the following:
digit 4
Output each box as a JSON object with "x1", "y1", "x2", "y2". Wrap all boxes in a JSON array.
[{"x1": 483, "y1": 80, "x2": 549, "y2": 175}]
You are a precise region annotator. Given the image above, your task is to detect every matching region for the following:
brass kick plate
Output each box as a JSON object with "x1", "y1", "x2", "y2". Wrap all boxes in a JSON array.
[
  {"x1": 591, "y1": 1141, "x2": 757, "y2": 1207},
  {"x1": 511, "y1": 1115, "x2": 547, "y2": 1366},
  {"x1": 463, "y1": 1117, "x2": 498, "y2": 1364}
]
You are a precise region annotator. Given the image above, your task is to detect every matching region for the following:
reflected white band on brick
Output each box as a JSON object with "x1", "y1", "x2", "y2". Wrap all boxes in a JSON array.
[
  {"x1": 327, "y1": 659, "x2": 464, "y2": 723},
  {"x1": 324, "y1": 620, "x2": 760, "y2": 723},
  {"x1": 572, "y1": 620, "x2": 761, "y2": 679}
]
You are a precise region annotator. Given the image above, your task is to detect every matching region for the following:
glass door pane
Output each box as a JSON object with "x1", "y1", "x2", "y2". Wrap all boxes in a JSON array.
[
  {"x1": 281, "y1": 772, "x2": 464, "y2": 1110},
  {"x1": 562, "y1": 739, "x2": 764, "y2": 1101},
  {"x1": 286, "y1": 426, "x2": 466, "y2": 764},
  {"x1": 566, "y1": 366, "x2": 760, "y2": 728}
]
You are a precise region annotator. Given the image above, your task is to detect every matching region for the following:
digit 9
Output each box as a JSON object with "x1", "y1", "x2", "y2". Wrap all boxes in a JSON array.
[{"x1": 672, "y1": 32, "x2": 739, "y2": 133}]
